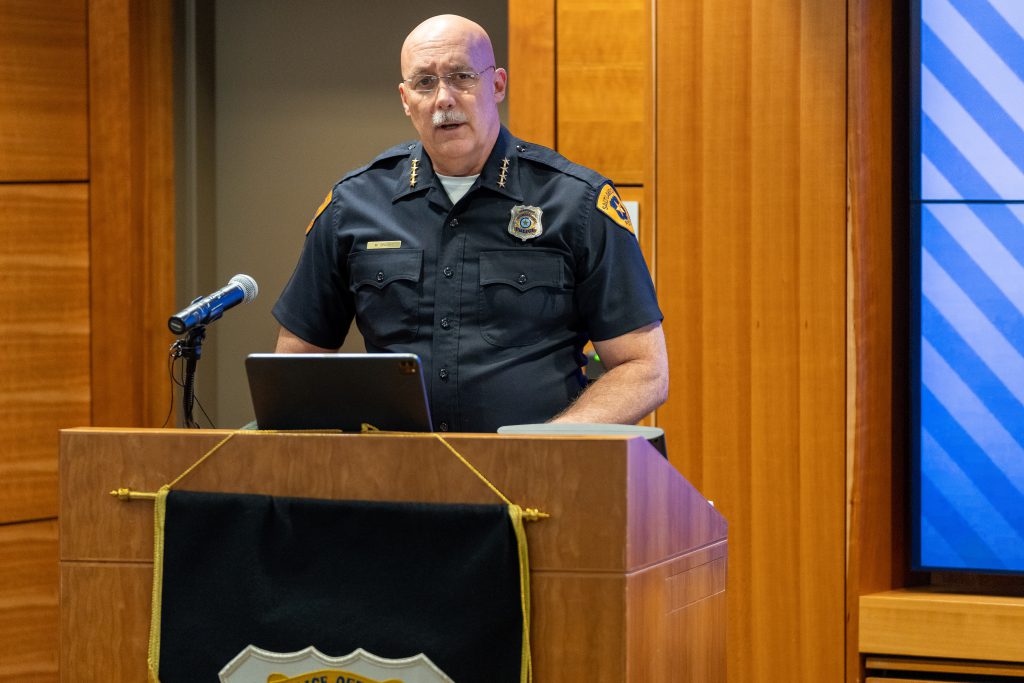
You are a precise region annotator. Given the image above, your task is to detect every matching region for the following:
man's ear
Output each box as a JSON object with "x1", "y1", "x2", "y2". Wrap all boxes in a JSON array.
[
  {"x1": 492, "y1": 68, "x2": 508, "y2": 104},
  {"x1": 398, "y1": 83, "x2": 412, "y2": 116}
]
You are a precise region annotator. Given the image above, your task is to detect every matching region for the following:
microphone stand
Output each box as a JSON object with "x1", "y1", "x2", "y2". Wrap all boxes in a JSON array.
[{"x1": 170, "y1": 325, "x2": 206, "y2": 428}]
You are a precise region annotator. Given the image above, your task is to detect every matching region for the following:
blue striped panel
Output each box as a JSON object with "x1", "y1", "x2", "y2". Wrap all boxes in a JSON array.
[
  {"x1": 921, "y1": 0, "x2": 1024, "y2": 200},
  {"x1": 920, "y1": 385, "x2": 1024, "y2": 563},
  {"x1": 917, "y1": 0, "x2": 1024, "y2": 573}
]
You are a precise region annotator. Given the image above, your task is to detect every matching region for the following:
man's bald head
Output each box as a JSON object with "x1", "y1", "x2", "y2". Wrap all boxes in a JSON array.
[
  {"x1": 397, "y1": 14, "x2": 507, "y2": 176},
  {"x1": 400, "y1": 15, "x2": 495, "y2": 78}
]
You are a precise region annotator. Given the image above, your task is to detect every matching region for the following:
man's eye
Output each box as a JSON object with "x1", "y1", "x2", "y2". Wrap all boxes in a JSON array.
[
  {"x1": 453, "y1": 72, "x2": 475, "y2": 82},
  {"x1": 415, "y1": 76, "x2": 436, "y2": 88}
]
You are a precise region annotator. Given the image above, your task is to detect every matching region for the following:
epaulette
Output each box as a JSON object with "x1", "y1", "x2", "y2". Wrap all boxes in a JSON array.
[
  {"x1": 335, "y1": 140, "x2": 417, "y2": 185},
  {"x1": 516, "y1": 141, "x2": 608, "y2": 189}
]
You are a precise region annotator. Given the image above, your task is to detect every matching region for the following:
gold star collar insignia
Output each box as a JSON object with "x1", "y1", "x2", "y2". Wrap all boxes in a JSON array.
[
  {"x1": 409, "y1": 158, "x2": 420, "y2": 188},
  {"x1": 497, "y1": 157, "x2": 510, "y2": 188}
]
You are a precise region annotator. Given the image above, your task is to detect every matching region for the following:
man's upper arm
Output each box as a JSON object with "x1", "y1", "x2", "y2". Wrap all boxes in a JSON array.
[
  {"x1": 275, "y1": 326, "x2": 338, "y2": 353},
  {"x1": 592, "y1": 321, "x2": 667, "y2": 375}
]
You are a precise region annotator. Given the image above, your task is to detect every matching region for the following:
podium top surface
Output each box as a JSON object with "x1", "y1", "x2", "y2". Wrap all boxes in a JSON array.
[{"x1": 59, "y1": 428, "x2": 726, "y2": 573}]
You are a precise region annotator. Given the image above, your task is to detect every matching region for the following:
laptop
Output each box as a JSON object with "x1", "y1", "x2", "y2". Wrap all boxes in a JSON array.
[{"x1": 245, "y1": 353, "x2": 433, "y2": 432}]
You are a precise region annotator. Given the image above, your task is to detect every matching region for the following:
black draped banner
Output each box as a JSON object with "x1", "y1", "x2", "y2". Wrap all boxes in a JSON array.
[{"x1": 148, "y1": 490, "x2": 526, "y2": 682}]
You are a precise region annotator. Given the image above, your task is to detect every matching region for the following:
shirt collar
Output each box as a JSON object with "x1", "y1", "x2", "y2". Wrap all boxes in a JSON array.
[{"x1": 392, "y1": 126, "x2": 524, "y2": 203}]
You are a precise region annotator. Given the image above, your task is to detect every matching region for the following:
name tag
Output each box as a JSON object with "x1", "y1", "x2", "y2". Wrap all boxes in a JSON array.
[{"x1": 367, "y1": 240, "x2": 401, "y2": 250}]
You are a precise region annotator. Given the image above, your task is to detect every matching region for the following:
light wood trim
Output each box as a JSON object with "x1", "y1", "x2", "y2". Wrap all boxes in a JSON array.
[
  {"x1": 860, "y1": 590, "x2": 1024, "y2": 662},
  {"x1": 655, "y1": 1, "x2": 847, "y2": 681},
  {"x1": 866, "y1": 656, "x2": 1024, "y2": 677},
  {"x1": 0, "y1": 0, "x2": 88, "y2": 181},
  {"x1": 88, "y1": 0, "x2": 175, "y2": 427},
  {"x1": 556, "y1": 0, "x2": 646, "y2": 184},
  {"x1": 507, "y1": 0, "x2": 555, "y2": 147},
  {"x1": 0, "y1": 185, "x2": 90, "y2": 524},
  {"x1": 0, "y1": 520, "x2": 58, "y2": 681}
]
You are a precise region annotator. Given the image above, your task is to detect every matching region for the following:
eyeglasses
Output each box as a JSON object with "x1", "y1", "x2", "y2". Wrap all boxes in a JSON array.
[{"x1": 404, "y1": 66, "x2": 496, "y2": 94}]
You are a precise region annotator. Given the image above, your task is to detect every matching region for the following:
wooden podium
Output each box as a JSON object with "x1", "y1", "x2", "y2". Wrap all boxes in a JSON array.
[{"x1": 59, "y1": 428, "x2": 727, "y2": 681}]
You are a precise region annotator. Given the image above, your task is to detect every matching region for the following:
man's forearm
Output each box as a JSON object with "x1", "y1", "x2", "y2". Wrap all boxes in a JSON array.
[{"x1": 549, "y1": 356, "x2": 668, "y2": 425}]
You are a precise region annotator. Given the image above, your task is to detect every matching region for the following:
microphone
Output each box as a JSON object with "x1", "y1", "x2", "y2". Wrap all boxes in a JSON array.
[{"x1": 168, "y1": 274, "x2": 259, "y2": 334}]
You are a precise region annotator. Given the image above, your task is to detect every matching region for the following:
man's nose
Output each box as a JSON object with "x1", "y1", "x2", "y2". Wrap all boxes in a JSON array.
[{"x1": 434, "y1": 79, "x2": 458, "y2": 107}]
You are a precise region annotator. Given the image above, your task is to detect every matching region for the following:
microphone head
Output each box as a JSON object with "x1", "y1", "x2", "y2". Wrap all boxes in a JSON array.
[{"x1": 229, "y1": 274, "x2": 259, "y2": 303}]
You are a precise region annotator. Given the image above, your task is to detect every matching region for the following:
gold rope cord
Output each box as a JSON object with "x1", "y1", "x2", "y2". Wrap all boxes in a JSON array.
[
  {"x1": 146, "y1": 486, "x2": 170, "y2": 683},
  {"x1": 114, "y1": 429, "x2": 549, "y2": 520},
  {"x1": 508, "y1": 504, "x2": 534, "y2": 683}
]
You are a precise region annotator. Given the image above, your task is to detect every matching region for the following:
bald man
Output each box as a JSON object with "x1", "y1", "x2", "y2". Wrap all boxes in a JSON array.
[{"x1": 272, "y1": 15, "x2": 667, "y2": 432}]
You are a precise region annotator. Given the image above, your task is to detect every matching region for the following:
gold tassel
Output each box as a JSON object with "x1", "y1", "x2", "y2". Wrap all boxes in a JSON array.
[{"x1": 146, "y1": 486, "x2": 170, "y2": 682}]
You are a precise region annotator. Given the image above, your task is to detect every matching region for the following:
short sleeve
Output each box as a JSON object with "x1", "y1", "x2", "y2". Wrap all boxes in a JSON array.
[
  {"x1": 574, "y1": 182, "x2": 663, "y2": 341},
  {"x1": 271, "y1": 189, "x2": 354, "y2": 349}
]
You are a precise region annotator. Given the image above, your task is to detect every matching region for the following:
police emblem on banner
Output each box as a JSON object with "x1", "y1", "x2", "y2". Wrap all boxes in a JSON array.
[
  {"x1": 507, "y1": 205, "x2": 543, "y2": 241},
  {"x1": 219, "y1": 645, "x2": 455, "y2": 683}
]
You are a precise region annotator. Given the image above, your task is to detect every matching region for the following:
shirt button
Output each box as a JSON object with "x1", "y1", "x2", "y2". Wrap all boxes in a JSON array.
[
  {"x1": 443, "y1": 266, "x2": 454, "y2": 278},
  {"x1": 449, "y1": 218, "x2": 459, "y2": 227},
  {"x1": 439, "y1": 368, "x2": 449, "y2": 381},
  {"x1": 516, "y1": 144, "x2": 526, "y2": 152},
  {"x1": 376, "y1": 271, "x2": 385, "y2": 282},
  {"x1": 517, "y1": 273, "x2": 527, "y2": 285},
  {"x1": 439, "y1": 421, "x2": 449, "y2": 432},
  {"x1": 440, "y1": 317, "x2": 450, "y2": 329}
]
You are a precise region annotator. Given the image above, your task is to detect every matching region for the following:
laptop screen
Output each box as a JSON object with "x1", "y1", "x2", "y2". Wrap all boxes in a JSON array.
[{"x1": 245, "y1": 353, "x2": 433, "y2": 432}]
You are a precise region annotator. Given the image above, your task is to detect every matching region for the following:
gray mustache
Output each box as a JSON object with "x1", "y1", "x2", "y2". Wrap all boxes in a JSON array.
[{"x1": 432, "y1": 110, "x2": 468, "y2": 127}]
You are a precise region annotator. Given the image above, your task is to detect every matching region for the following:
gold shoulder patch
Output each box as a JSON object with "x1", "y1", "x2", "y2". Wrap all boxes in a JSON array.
[
  {"x1": 305, "y1": 190, "x2": 333, "y2": 235},
  {"x1": 596, "y1": 184, "x2": 634, "y2": 234}
]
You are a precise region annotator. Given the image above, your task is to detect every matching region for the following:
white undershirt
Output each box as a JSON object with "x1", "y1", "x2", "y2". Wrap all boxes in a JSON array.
[{"x1": 436, "y1": 172, "x2": 479, "y2": 204}]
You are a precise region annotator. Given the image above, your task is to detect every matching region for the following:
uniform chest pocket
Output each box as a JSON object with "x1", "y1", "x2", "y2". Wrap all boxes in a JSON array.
[
  {"x1": 348, "y1": 249, "x2": 423, "y2": 346},
  {"x1": 479, "y1": 250, "x2": 573, "y2": 347}
]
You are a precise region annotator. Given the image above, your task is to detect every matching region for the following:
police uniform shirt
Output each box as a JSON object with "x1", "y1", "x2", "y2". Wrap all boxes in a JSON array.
[{"x1": 273, "y1": 126, "x2": 663, "y2": 433}]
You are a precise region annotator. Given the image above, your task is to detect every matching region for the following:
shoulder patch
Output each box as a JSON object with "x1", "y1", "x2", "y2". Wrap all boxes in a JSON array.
[
  {"x1": 596, "y1": 184, "x2": 635, "y2": 234},
  {"x1": 305, "y1": 190, "x2": 332, "y2": 235}
]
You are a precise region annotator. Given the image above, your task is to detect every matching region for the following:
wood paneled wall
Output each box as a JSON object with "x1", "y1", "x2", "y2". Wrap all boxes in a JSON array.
[
  {"x1": 89, "y1": 0, "x2": 176, "y2": 427},
  {"x1": 0, "y1": 1, "x2": 88, "y2": 182},
  {"x1": 509, "y1": 0, "x2": 654, "y2": 267},
  {"x1": 656, "y1": 2, "x2": 847, "y2": 680},
  {"x1": 0, "y1": 3, "x2": 89, "y2": 677},
  {"x1": 0, "y1": 0, "x2": 174, "y2": 679},
  {"x1": 556, "y1": 0, "x2": 648, "y2": 185},
  {"x1": 513, "y1": 0, "x2": 849, "y2": 680}
]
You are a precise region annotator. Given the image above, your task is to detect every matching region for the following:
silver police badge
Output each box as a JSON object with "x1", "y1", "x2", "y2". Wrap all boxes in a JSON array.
[
  {"x1": 219, "y1": 645, "x2": 455, "y2": 683},
  {"x1": 508, "y1": 205, "x2": 543, "y2": 241}
]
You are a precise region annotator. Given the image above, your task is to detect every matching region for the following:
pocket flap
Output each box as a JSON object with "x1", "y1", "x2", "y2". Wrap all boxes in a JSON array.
[
  {"x1": 479, "y1": 250, "x2": 564, "y2": 292},
  {"x1": 349, "y1": 249, "x2": 423, "y2": 289}
]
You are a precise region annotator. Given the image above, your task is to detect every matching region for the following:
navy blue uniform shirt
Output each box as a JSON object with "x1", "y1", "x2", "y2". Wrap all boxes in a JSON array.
[{"x1": 273, "y1": 127, "x2": 663, "y2": 432}]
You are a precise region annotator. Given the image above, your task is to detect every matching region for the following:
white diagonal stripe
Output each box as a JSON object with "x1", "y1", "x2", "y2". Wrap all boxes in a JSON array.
[
  {"x1": 920, "y1": 515, "x2": 967, "y2": 567},
  {"x1": 922, "y1": 428, "x2": 1024, "y2": 562},
  {"x1": 921, "y1": 153, "x2": 962, "y2": 199},
  {"x1": 925, "y1": 0, "x2": 1024, "y2": 132},
  {"x1": 923, "y1": 67, "x2": 1024, "y2": 199},
  {"x1": 1011, "y1": 204, "x2": 1024, "y2": 228},
  {"x1": 922, "y1": 250, "x2": 1024, "y2": 405},
  {"x1": 989, "y1": 0, "x2": 1024, "y2": 38},
  {"x1": 921, "y1": 338, "x2": 1024, "y2": 495},
  {"x1": 926, "y1": 203, "x2": 1024, "y2": 317}
]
